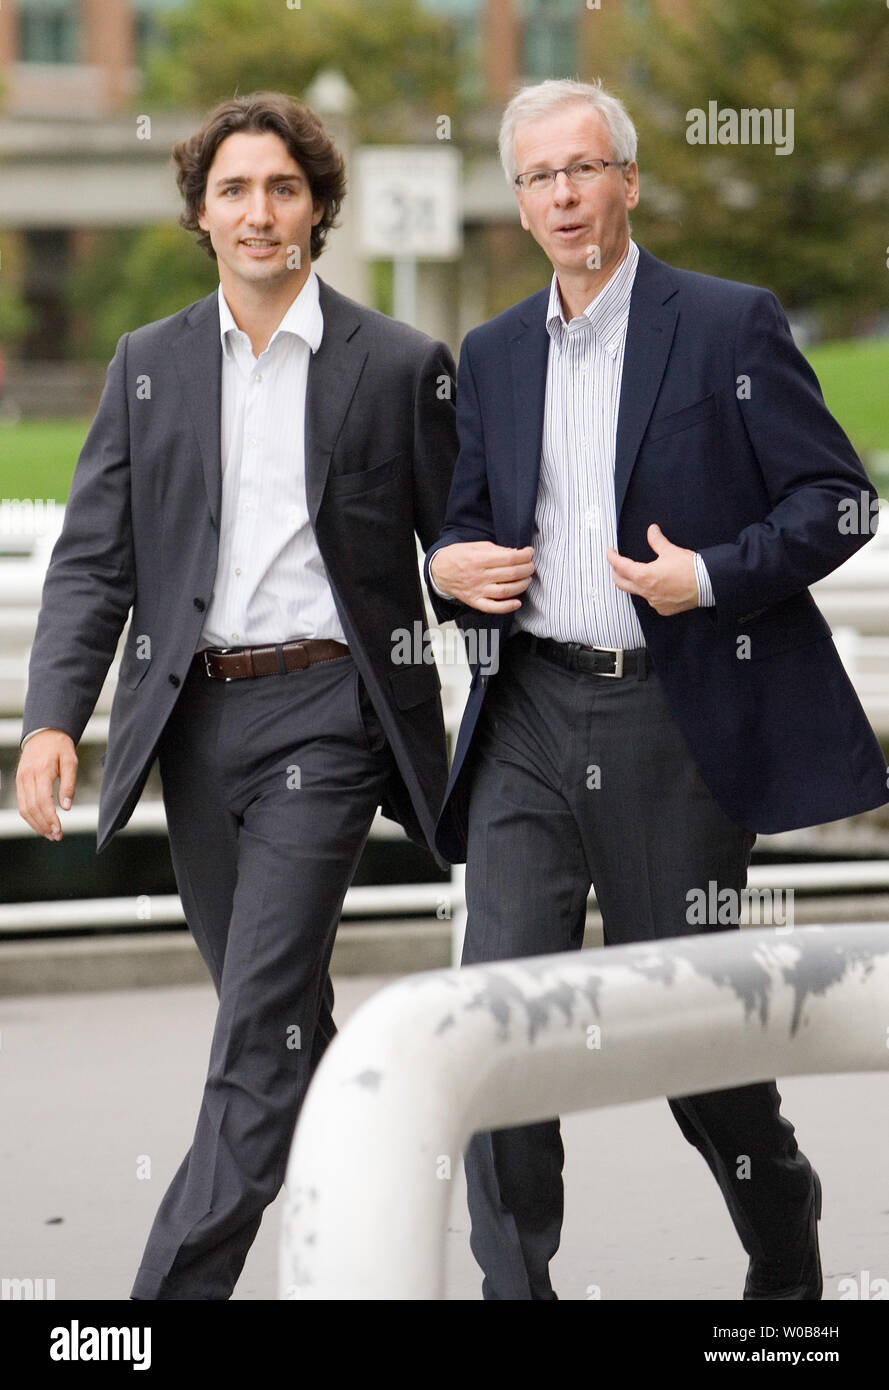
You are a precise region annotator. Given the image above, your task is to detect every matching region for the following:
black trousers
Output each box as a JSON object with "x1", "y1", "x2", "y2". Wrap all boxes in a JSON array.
[
  {"x1": 462, "y1": 631, "x2": 814, "y2": 1300},
  {"x1": 131, "y1": 653, "x2": 392, "y2": 1300}
]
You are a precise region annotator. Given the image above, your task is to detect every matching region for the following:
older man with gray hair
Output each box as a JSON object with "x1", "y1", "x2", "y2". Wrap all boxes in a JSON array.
[{"x1": 427, "y1": 78, "x2": 886, "y2": 1300}]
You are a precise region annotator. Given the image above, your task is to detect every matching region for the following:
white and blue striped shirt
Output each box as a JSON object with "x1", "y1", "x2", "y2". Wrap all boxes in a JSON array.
[{"x1": 514, "y1": 239, "x2": 713, "y2": 649}]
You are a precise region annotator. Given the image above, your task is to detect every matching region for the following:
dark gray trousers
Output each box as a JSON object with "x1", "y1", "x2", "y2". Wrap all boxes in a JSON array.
[
  {"x1": 462, "y1": 631, "x2": 814, "y2": 1300},
  {"x1": 131, "y1": 652, "x2": 392, "y2": 1299}
]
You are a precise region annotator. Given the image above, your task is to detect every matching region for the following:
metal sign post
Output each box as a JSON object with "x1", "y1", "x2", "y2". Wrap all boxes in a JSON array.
[{"x1": 355, "y1": 146, "x2": 462, "y2": 327}]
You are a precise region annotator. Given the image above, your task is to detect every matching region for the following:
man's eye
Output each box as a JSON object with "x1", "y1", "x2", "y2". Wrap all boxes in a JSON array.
[
  {"x1": 223, "y1": 186, "x2": 242, "y2": 196},
  {"x1": 527, "y1": 171, "x2": 550, "y2": 188},
  {"x1": 572, "y1": 163, "x2": 597, "y2": 176},
  {"x1": 274, "y1": 186, "x2": 294, "y2": 195}
]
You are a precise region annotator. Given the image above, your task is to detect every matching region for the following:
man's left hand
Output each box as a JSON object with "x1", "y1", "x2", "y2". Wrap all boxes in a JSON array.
[{"x1": 606, "y1": 524, "x2": 699, "y2": 616}]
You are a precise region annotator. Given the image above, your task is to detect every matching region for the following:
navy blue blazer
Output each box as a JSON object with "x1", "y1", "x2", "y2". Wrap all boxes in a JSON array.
[{"x1": 426, "y1": 246, "x2": 888, "y2": 863}]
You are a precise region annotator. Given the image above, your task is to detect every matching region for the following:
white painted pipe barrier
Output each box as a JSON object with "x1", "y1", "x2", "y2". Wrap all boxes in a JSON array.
[{"x1": 279, "y1": 922, "x2": 889, "y2": 1299}]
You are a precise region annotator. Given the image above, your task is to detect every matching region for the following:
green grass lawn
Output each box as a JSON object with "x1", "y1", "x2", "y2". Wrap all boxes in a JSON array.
[
  {"x1": 806, "y1": 338, "x2": 889, "y2": 463},
  {"x1": 1, "y1": 338, "x2": 887, "y2": 502},
  {"x1": 0, "y1": 418, "x2": 90, "y2": 503}
]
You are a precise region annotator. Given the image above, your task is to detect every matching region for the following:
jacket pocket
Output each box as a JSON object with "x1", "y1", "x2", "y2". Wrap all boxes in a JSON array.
[
  {"x1": 326, "y1": 452, "x2": 405, "y2": 495},
  {"x1": 738, "y1": 601, "x2": 832, "y2": 661},
  {"x1": 387, "y1": 661, "x2": 441, "y2": 710},
  {"x1": 647, "y1": 394, "x2": 717, "y2": 443},
  {"x1": 116, "y1": 646, "x2": 151, "y2": 689}
]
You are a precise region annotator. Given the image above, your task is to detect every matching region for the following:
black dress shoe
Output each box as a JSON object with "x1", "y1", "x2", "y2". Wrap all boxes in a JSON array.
[{"x1": 743, "y1": 1172, "x2": 823, "y2": 1300}]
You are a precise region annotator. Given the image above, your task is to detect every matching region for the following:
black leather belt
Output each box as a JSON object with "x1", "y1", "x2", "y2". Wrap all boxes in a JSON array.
[
  {"x1": 196, "y1": 639, "x2": 350, "y2": 681},
  {"x1": 514, "y1": 631, "x2": 646, "y2": 678}
]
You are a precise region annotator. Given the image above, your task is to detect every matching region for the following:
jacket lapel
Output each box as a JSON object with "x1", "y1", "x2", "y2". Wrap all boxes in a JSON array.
[
  {"x1": 509, "y1": 290, "x2": 551, "y2": 546},
  {"x1": 171, "y1": 291, "x2": 223, "y2": 528},
  {"x1": 613, "y1": 248, "x2": 679, "y2": 521},
  {"x1": 305, "y1": 278, "x2": 370, "y2": 524}
]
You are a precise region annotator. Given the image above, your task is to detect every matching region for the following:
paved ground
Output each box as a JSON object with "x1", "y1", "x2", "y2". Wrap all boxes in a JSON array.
[{"x1": 2, "y1": 974, "x2": 888, "y2": 1302}]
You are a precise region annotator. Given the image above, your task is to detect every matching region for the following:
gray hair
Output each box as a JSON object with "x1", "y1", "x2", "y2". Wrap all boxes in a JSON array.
[{"x1": 498, "y1": 78, "x2": 638, "y2": 184}]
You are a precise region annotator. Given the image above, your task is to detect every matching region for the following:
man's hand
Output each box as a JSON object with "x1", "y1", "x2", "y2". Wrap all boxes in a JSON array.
[
  {"x1": 430, "y1": 542, "x2": 535, "y2": 614},
  {"x1": 606, "y1": 524, "x2": 699, "y2": 617},
  {"x1": 16, "y1": 730, "x2": 78, "y2": 841}
]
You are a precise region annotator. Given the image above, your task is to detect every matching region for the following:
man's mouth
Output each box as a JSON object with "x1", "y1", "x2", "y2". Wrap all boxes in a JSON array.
[
  {"x1": 552, "y1": 223, "x2": 586, "y2": 236},
  {"x1": 240, "y1": 238, "x2": 278, "y2": 251}
]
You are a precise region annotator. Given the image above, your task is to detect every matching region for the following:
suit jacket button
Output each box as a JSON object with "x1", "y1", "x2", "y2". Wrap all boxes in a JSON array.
[
  {"x1": 193, "y1": 597, "x2": 206, "y2": 612},
  {"x1": 169, "y1": 674, "x2": 181, "y2": 687}
]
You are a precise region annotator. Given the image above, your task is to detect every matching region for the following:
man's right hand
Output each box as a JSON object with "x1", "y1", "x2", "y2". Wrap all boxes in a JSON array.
[
  {"x1": 430, "y1": 542, "x2": 535, "y2": 613},
  {"x1": 16, "y1": 730, "x2": 78, "y2": 841}
]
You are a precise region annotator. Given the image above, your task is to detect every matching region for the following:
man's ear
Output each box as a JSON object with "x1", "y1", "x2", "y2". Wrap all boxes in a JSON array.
[
  {"x1": 516, "y1": 193, "x2": 530, "y2": 232},
  {"x1": 312, "y1": 200, "x2": 325, "y2": 227},
  {"x1": 623, "y1": 162, "x2": 640, "y2": 210},
  {"x1": 197, "y1": 200, "x2": 208, "y2": 232}
]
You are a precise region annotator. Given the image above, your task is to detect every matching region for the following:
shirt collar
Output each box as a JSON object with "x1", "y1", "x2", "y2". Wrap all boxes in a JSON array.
[
  {"x1": 546, "y1": 238, "x2": 640, "y2": 354},
  {"x1": 217, "y1": 268, "x2": 323, "y2": 356}
]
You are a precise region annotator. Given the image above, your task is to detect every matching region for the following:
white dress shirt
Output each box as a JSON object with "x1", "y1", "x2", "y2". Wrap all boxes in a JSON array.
[{"x1": 200, "y1": 271, "x2": 346, "y2": 650}]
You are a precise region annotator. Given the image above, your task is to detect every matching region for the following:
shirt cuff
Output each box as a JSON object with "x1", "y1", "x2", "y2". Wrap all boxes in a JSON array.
[
  {"x1": 20, "y1": 726, "x2": 53, "y2": 749},
  {"x1": 430, "y1": 577, "x2": 458, "y2": 601},
  {"x1": 693, "y1": 552, "x2": 715, "y2": 607},
  {"x1": 428, "y1": 557, "x2": 457, "y2": 601}
]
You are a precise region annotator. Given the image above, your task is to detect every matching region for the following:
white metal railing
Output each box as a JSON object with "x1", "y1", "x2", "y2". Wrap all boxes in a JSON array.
[
  {"x1": 278, "y1": 921, "x2": 889, "y2": 1300},
  {"x1": 0, "y1": 884, "x2": 451, "y2": 933},
  {"x1": 2, "y1": 858, "x2": 888, "y2": 935},
  {"x1": 0, "y1": 800, "x2": 413, "y2": 842}
]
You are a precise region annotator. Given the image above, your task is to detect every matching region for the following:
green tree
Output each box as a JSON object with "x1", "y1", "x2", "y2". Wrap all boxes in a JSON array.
[
  {"x1": 67, "y1": 226, "x2": 218, "y2": 362},
  {"x1": 0, "y1": 234, "x2": 35, "y2": 349},
  {"x1": 594, "y1": 0, "x2": 889, "y2": 334},
  {"x1": 143, "y1": 0, "x2": 459, "y2": 136}
]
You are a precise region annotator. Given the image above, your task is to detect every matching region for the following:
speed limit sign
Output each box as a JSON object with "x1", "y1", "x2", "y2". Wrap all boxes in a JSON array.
[{"x1": 355, "y1": 146, "x2": 462, "y2": 260}]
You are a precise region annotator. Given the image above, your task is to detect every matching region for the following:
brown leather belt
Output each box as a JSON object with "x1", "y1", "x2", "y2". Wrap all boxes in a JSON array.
[{"x1": 197, "y1": 639, "x2": 350, "y2": 681}]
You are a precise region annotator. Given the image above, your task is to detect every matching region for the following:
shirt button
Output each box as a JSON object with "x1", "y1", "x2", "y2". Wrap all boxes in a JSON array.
[
  {"x1": 585, "y1": 509, "x2": 598, "y2": 525},
  {"x1": 254, "y1": 374, "x2": 263, "y2": 383},
  {"x1": 235, "y1": 568, "x2": 242, "y2": 576},
  {"x1": 231, "y1": 632, "x2": 239, "y2": 642}
]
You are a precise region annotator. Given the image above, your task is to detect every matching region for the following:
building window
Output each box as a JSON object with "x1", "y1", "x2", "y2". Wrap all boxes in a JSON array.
[
  {"x1": 133, "y1": 0, "x2": 189, "y2": 68},
  {"x1": 520, "y1": 0, "x2": 578, "y2": 82},
  {"x1": 418, "y1": 0, "x2": 483, "y2": 102},
  {"x1": 18, "y1": 1, "x2": 80, "y2": 65}
]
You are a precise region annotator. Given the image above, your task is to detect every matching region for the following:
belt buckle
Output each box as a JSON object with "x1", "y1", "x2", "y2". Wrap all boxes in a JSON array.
[
  {"x1": 595, "y1": 645, "x2": 624, "y2": 678},
  {"x1": 203, "y1": 646, "x2": 241, "y2": 682}
]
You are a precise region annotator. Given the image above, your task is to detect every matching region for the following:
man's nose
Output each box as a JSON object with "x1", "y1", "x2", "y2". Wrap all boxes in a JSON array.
[
  {"x1": 245, "y1": 193, "x2": 274, "y2": 226},
  {"x1": 551, "y1": 171, "x2": 579, "y2": 204}
]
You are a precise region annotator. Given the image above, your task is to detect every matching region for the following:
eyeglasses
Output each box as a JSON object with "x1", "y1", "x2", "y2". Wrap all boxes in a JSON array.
[{"x1": 514, "y1": 159, "x2": 626, "y2": 193}]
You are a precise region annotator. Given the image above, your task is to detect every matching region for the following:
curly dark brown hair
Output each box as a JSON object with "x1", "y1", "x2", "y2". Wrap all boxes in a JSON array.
[{"x1": 172, "y1": 92, "x2": 346, "y2": 262}]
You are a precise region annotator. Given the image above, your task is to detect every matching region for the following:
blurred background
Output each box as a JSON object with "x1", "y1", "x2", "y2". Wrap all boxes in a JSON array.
[{"x1": 1, "y1": 0, "x2": 888, "y2": 983}]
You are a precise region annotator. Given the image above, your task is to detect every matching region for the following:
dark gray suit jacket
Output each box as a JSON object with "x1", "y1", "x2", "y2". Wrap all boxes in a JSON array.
[{"x1": 23, "y1": 277, "x2": 458, "y2": 858}]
